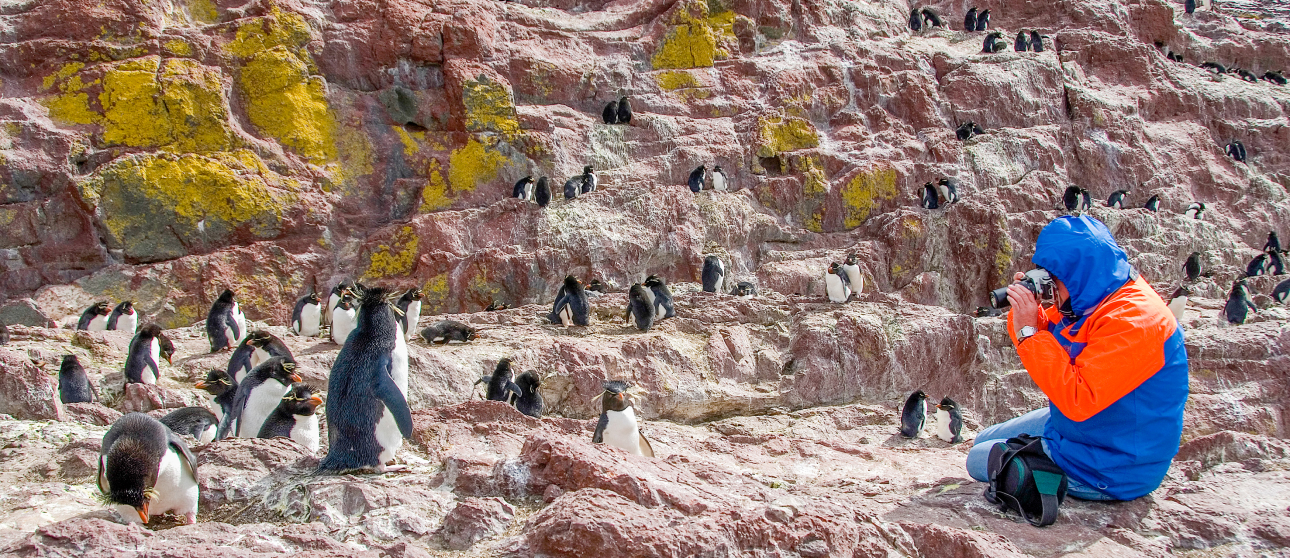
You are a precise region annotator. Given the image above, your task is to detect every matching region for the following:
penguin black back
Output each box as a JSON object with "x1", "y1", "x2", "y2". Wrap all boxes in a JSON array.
[
  {"x1": 59, "y1": 354, "x2": 94, "y2": 404},
  {"x1": 616, "y1": 96, "x2": 632, "y2": 124},
  {"x1": 974, "y1": 9, "x2": 990, "y2": 31},
  {"x1": 908, "y1": 7, "x2": 922, "y2": 31},
  {"x1": 626, "y1": 284, "x2": 655, "y2": 332},
  {"x1": 1145, "y1": 194, "x2": 1160, "y2": 212},
  {"x1": 125, "y1": 324, "x2": 165, "y2": 385},
  {"x1": 159, "y1": 407, "x2": 218, "y2": 443},
  {"x1": 1014, "y1": 31, "x2": 1029, "y2": 52},
  {"x1": 319, "y1": 288, "x2": 413, "y2": 472},
  {"x1": 514, "y1": 371, "x2": 543, "y2": 418},
  {"x1": 484, "y1": 358, "x2": 521, "y2": 403},
  {"x1": 899, "y1": 390, "x2": 928, "y2": 437},
  {"x1": 1268, "y1": 251, "x2": 1286, "y2": 275},
  {"x1": 1247, "y1": 254, "x2": 1267, "y2": 277},
  {"x1": 1184, "y1": 252, "x2": 1201, "y2": 282},
  {"x1": 1273, "y1": 279, "x2": 1290, "y2": 304},
  {"x1": 920, "y1": 7, "x2": 943, "y2": 27},
  {"x1": 563, "y1": 173, "x2": 582, "y2": 200},
  {"x1": 687, "y1": 165, "x2": 706, "y2": 193},
  {"x1": 420, "y1": 320, "x2": 478, "y2": 344},
  {"x1": 982, "y1": 30, "x2": 1004, "y2": 53},
  {"x1": 602, "y1": 99, "x2": 618, "y2": 124},
  {"x1": 1265, "y1": 232, "x2": 1281, "y2": 254},
  {"x1": 225, "y1": 356, "x2": 302, "y2": 438},
  {"x1": 1224, "y1": 280, "x2": 1256, "y2": 325},
  {"x1": 644, "y1": 275, "x2": 675, "y2": 318},
  {"x1": 98, "y1": 412, "x2": 197, "y2": 522},
  {"x1": 206, "y1": 289, "x2": 240, "y2": 352},
  {"x1": 1062, "y1": 186, "x2": 1082, "y2": 212},
  {"x1": 258, "y1": 383, "x2": 321, "y2": 439},
  {"x1": 535, "y1": 177, "x2": 551, "y2": 207},
  {"x1": 1185, "y1": 0, "x2": 1195, "y2": 13},
  {"x1": 513, "y1": 176, "x2": 534, "y2": 199},
  {"x1": 702, "y1": 255, "x2": 724, "y2": 293},
  {"x1": 963, "y1": 7, "x2": 977, "y2": 32},
  {"x1": 1030, "y1": 31, "x2": 1045, "y2": 52},
  {"x1": 921, "y1": 183, "x2": 939, "y2": 209},
  {"x1": 547, "y1": 275, "x2": 590, "y2": 326},
  {"x1": 78, "y1": 301, "x2": 112, "y2": 330}
]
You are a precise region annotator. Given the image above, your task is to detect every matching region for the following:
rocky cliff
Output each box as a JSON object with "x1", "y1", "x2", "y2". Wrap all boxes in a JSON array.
[{"x1": 0, "y1": 0, "x2": 1289, "y2": 555}]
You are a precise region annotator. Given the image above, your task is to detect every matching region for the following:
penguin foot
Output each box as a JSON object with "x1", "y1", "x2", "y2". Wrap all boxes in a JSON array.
[
  {"x1": 185, "y1": 512, "x2": 197, "y2": 525},
  {"x1": 376, "y1": 462, "x2": 408, "y2": 473}
]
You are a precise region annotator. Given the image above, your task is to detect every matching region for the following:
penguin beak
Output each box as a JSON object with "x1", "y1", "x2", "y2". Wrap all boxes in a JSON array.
[
  {"x1": 309, "y1": 395, "x2": 323, "y2": 407},
  {"x1": 195, "y1": 381, "x2": 208, "y2": 389},
  {"x1": 137, "y1": 503, "x2": 150, "y2": 523},
  {"x1": 290, "y1": 373, "x2": 303, "y2": 383},
  {"x1": 164, "y1": 354, "x2": 173, "y2": 365}
]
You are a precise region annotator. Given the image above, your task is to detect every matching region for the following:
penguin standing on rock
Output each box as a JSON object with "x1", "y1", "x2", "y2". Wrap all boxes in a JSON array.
[
  {"x1": 513, "y1": 176, "x2": 535, "y2": 201},
  {"x1": 1272, "y1": 279, "x2": 1290, "y2": 304},
  {"x1": 580, "y1": 165, "x2": 598, "y2": 195},
  {"x1": 1185, "y1": 202, "x2": 1205, "y2": 220},
  {"x1": 1080, "y1": 189, "x2": 1092, "y2": 212},
  {"x1": 326, "y1": 280, "x2": 354, "y2": 327},
  {"x1": 481, "y1": 358, "x2": 521, "y2": 404},
  {"x1": 1264, "y1": 232, "x2": 1281, "y2": 254},
  {"x1": 1167, "y1": 286, "x2": 1189, "y2": 323},
  {"x1": 514, "y1": 371, "x2": 543, "y2": 418},
  {"x1": 1030, "y1": 31, "x2": 1046, "y2": 52},
  {"x1": 249, "y1": 331, "x2": 294, "y2": 371},
  {"x1": 644, "y1": 275, "x2": 675, "y2": 319},
  {"x1": 1184, "y1": 252, "x2": 1202, "y2": 282},
  {"x1": 1144, "y1": 194, "x2": 1160, "y2": 212},
  {"x1": 159, "y1": 407, "x2": 219, "y2": 445},
  {"x1": 593, "y1": 381, "x2": 654, "y2": 457},
  {"x1": 825, "y1": 262, "x2": 852, "y2": 303},
  {"x1": 291, "y1": 292, "x2": 322, "y2": 337},
  {"x1": 1186, "y1": 0, "x2": 1196, "y2": 13},
  {"x1": 900, "y1": 390, "x2": 928, "y2": 438},
  {"x1": 420, "y1": 320, "x2": 478, "y2": 344},
  {"x1": 59, "y1": 355, "x2": 95, "y2": 404},
  {"x1": 226, "y1": 334, "x2": 260, "y2": 385},
  {"x1": 396, "y1": 288, "x2": 423, "y2": 341},
  {"x1": 548, "y1": 275, "x2": 590, "y2": 326},
  {"x1": 921, "y1": 183, "x2": 939, "y2": 209},
  {"x1": 563, "y1": 173, "x2": 582, "y2": 200},
  {"x1": 602, "y1": 99, "x2": 618, "y2": 124},
  {"x1": 206, "y1": 289, "x2": 245, "y2": 352},
  {"x1": 1106, "y1": 189, "x2": 1129, "y2": 209},
  {"x1": 1014, "y1": 31, "x2": 1030, "y2": 52},
  {"x1": 1063, "y1": 186, "x2": 1083, "y2": 212},
  {"x1": 712, "y1": 165, "x2": 729, "y2": 191},
  {"x1": 842, "y1": 253, "x2": 864, "y2": 297},
  {"x1": 934, "y1": 397, "x2": 964, "y2": 443},
  {"x1": 982, "y1": 31, "x2": 1005, "y2": 53},
  {"x1": 1226, "y1": 141, "x2": 1246, "y2": 162},
  {"x1": 1224, "y1": 279, "x2": 1257, "y2": 325},
  {"x1": 617, "y1": 96, "x2": 632, "y2": 124},
  {"x1": 229, "y1": 357, "x2": 303, "y2": 439},
  {"x1": 974, "y1": 9, "x2": 990, "y2": 31},
  {"x1": 688, "y1": 165, "x2": 707, "y2": 193},
  {"x1": 626, "y1": 284, "x2": 656, "y2": 332},
  {"x1": 331, "y1": 292, "x2": 359, "y2": 345},
  {"x1": 963, "y1": 7, "x2": 978, "y2": 32},
  {"x1": 196, "y1": 369, "x2": 236, "y2": 433},
  {"x1": 319, "y1": 288, "x2": 413, "y2": 473},
  {"x1": 107, "y1": 301, "x2": 138, "y2": 333},
  {"x1": 125, "y1": 324, "x2": 169, "y2": 385},
  {"x1": 921, "y1": 7, "x2": 944, "y2": 27},
  {"x1": 909, "y1": 7, "x2": 923, "y2": 31},
  {"x1": 78, "y1": 302, "x2": 112, "y2": 331},
  {"x1": 1268, "y1": 250, "x2": 1286, "y2": 275},
  {"x1": 937, "y1": 178, "x2": 960, "y2": 204},
  {"x1": 702, "y1": 255, "x2": 725, "y2": 293},
  {"x1": 257, "y1": 383, "x2": 322, "y2": 452},
  {"x1": 1247, "y1": 254, "x2": 1268, "y2": 277},
  {"x1": 98, "y1": 413, "x2": 199, "y2": 525},
  {"x1": 535, "y1": 177, "x2": 551, "y2": 208}
]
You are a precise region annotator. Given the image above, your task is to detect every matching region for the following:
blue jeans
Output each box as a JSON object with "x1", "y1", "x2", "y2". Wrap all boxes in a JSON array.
[{"x1": 966, "y1": 408, "x2": 1118, "y2": 501}]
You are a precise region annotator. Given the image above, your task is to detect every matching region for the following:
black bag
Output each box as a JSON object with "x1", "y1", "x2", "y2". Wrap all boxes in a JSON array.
[{"x1": 984, "y1": 434, "x2": 1069, "y2": 526}]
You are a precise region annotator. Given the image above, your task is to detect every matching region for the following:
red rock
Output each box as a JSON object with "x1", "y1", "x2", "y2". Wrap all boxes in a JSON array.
[
  {"x1": 438, "y1": 497, "x2": 514, "y2": 550},
  {"x1": 0, "y1": 349, "x2": 62, "y2": 421},
  {"x1": 61, "y1": 402, "x2": 121, "y2": 426},
  {"x1": 117, "y1": 383, "x2": 202, "y2": 414}
]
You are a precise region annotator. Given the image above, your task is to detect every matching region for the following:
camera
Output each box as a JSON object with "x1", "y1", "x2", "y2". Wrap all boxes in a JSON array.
[{"x1": 989, "y1": 268, "x2": 1056, "y2": 309}]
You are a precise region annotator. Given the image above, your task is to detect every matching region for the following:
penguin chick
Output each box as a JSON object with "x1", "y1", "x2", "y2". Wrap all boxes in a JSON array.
[
  {"x1": 934, "y1": 397, "x2": 964, "y2": 443},
  {"x1": 257, "y1": 383, "x2": 322, "y2": 453},
  {"x1": 159, "y1": 407, "x2": 219, "y2": 445},
  {"x1": 593, "y1": 380, "x2": 654, "y2": 457},
  {"x1": 98, "y1": 413, "x2": 199, "y2": 525},
  {"x1": 420, "y1": 320, "x2": 479, "y2": 344},
  {"x1": 514, "y1": 371, "x2": 543, "y2": 418}
]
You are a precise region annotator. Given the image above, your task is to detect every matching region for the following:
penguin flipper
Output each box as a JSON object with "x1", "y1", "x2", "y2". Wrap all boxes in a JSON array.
[
  {"x1": 375, "y1": 368, "x2": 413, "y2": 438},
  {"x1": 592, "y1": 412, "x2": 608, "y2": 444},
  {"x1": 168, "y1": 430, "x2": 199, "y2": 478},
  {"x1": 638, "y1": 432, "x2": 655, "y2": 458}
]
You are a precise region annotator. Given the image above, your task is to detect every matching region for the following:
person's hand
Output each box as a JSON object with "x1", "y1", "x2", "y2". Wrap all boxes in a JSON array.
[{"x1": 1007, "y1": 272, "x2": 1039, "y2": 337}]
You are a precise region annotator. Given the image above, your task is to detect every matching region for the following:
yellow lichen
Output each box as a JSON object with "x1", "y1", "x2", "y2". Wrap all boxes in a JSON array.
[
  {"x1": 420, "y1": 159, "x2": 452, "y2": 211},
  {"x1": 365, "y1": 226, "x2": 420, "y2": 279},
  {"x1": 468, "y1": 273, "x2": 499, "y2": 300},
  {"x1": 448, "y1": 136, "x2": 508, "y2": 192},
  {"x1": 800, "y1": 156, "x2": 828, "y2": 195},
  {"x1": 839, "y1": 165, "x2": 898, "y2": 228},
  {"x1": 97, "y1": 57, "x2": 235, "y2": 152},
  {"x1": 652, "y1": 1, "x2": 735, "y2": 70},
  {"x1": 187, "y1": 0, "x2": 219, "y2": 24},
  {"x1": 42, "y1": 62, "x2": 85, "y2": 92},
  {"x1": 462, "y1": 75, "x2": 520, "y2": 137},
  {"x1": 394, "y1": 125, "x2": 422, "y2": 156},
  {"x1": 656, "y1": 70, "x2": 700, "y2": 90},
  {"x1": 239, "y1": 46, "x2": 337, "y2": 162},
  {"x1": 994, "y1": 230, "x2": 1014, "y2": 285},
  {"x1": 422, "y1": 274, "x2": 450, "y2": 312},
  {"x1": 226, "y1": 8, "x2": 311, "y2": 58},
  {"x1": 756, "y1": 116, "x2": 819, "y2": 158},
  {"x1": 41, "y1": 63, "x2": 98, "y2": 125},
  {"x1": 163, "y1": 39, "x2": 193, "y2": 57}
]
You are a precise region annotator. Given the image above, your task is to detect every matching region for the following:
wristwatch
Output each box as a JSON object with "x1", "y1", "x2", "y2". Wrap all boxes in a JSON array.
[{"x1": 1017, "y1": 326, "x2": 1037, "y2": 342}]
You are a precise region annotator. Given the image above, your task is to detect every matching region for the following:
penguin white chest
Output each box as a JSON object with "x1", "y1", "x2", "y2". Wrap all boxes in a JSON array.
[
  {"x1": 332, "y1": 308, "x2": 357, "y2": 344},
  {"x1": 642, "y1": 288, "x2": 656, "y2": 308},
  {"x1": 143, "y1": 339, "x2": 159, "y2": 384},
  {"x1": 291, "y1": 413, "x2": 320, "y2": 453},
  {"x1": 712, "y1": 172, "x2": 727, "y2": 191},
  {"x1": 404, "y1": 300, "x2": 421, "y2": 341},
  {"x1": 935, "y1": 408, "x2": 954, "y2": 442},
  {"x1": 298, "y1": 303, "x2": 321, "y2": 336},
  {"x1": 841, "y1": 264, "x2": 863, "y2": 296},
  {"x1": 825, "y1": 273, "x2": 850, "y2": 303},
  {"x1": 88, "y1": 314, "x2": 108, "y2": 332},
  {"x1": 116, "y1": 313, "x2": 138, "y2": 333},
  {"x1": 392, "y1": 333, "x2": 409, "y2": 396},
  {"x1": 115, "y1": 447, "x2": 199, "y2": 523},
  {"x1": 230, "y1": 303, "x2": 246, "y2": 342},
  {"x1": 205, "y1": 396, "x2": 224, "y2": 423},
  {"x1": 1167, "y1": 296, "x2": 1188, "y2": 323},
  {"x1": 198, "y1": 423, "x2": 217, "y2": 445},
  {"x1": 559, "y1": 305, "x2": 573, "y2": 326},
  {"x1": 251, "y1": 347, "x2": 270, "y2": 369},
  {"x1": 603, "y1": 407, "x2": 645, "y2": 455},
  {"x1": 238, "y1": 381, "x2": 291, "y2": 438}
]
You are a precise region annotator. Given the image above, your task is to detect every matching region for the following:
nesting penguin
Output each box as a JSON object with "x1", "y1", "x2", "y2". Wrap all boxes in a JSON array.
[
  {"x1": 124, "y1": 324, "x2": 169, "y2": 385},
  {"x1": 1184, "y1": 251, "x2": 1202, "y2": 282},
  {"x1": 59, "y1": 354, "x2": 95, "y2": 404},
  {"x1": 159, "y1": 407, "x2": 219, "y2": 445},
  {"x1": 99, "y1": 413, "x2": 199, "y2": 525},
  {"x1": 1273, "y1": 279, "x2": 1290, "y2": 304},
  {"x1": 195, "y1": 368, "x2": 236, "y2": 433},
  {"x1": 107, "y1": 301, "x2": 138, "y2": 333},
  {"x1": 331, "y1": 291, "x2": 359, "y2": 345},
  {"x1": 955, "y1": 121, "x2": 983, "y2": 140},
  {"x1": 227, "y1": 357, "x2": 302, "y2": 439},
  {"x1": 712, "y1": 165, "x2": 729, "y2": 191},
  {"x1": 206, "y1": 289, "x2": 245, "y2": 352},
  {"x1": 1106, "y1": 189, "x2": 1129, "y2": 209},
  {"x1": 825, "y1": 262, "x2": 852, "y2": 303},
  {"x1": 513, "y1": 176, "x2": 535, "y2": 201},
  {"x1": 626, "y1": 283, "x2": 656, "y2": 332},
  {"x1": 899, "y1": 390, "x2": 928, "y2": 438},
  {"x1": 1247, "y1": 254, "x2": 1268, "y2": 277},
  {"x1": 1144, "y1": 194, "x2": 1160, "y2": 212},
  {"x1": 644, "y1": 275, "x2": 676, "y2": 319},
  {"x1": 258, "y1": 383, "x2": 322, "y2": 453},
  {"x1": 841, "y1": 253, "x2": 864, "y2": 297},
  {"x1": 535, "y1": 176, "x2": 552, "y2": 207},
  {"x1": 319, "y1": 288, "x2": 413, "y2": 473},
  {"x1": 1167, "y1": 286, "x2": 1189, "y2": 323},
  {"x1": 1185, "y1": 201, "x2": 1205, "y2": 220},
  {"x1": 593, "y1": 381, "x2": 654, "y2": 457},
  {"x1": 1224, "y1": 279, "x2": 1257, "y2": 325},
  {"x1": 78, "y1": 301, "x2": 112, "y2": 331},
  {"x1": 481, "y1": 358, "x2": 521, "y2": 404},
  {"x1": 513, "y1": 371, "x2": 543, "y2": 418},
  {"x1": 731, "y1": 281, "x2": 758, "y2": 297},
  {"x1": 687, "y1": 165, "x2": 707, "y2": 193},
  {"x1": 420, "y1": 320, "x2": 479, "y2": 344},
  {"x1": 291, "y1": 292, "x2": 323, "y2": 337},
  {"x1": 921, "y1": 183, "x2": 940, "y2": 209},
  {"x1": 486, "y1": 300, "x2": 509, "y2": 311},
  {"x1": 548, "y1": 275, "x2": 591, "y2": 326},
  {"x1": 396, "y1": 287, "x2": 423, "y2": 341},
  {"x1": 934, "y1": 397, "x2": 964, "y2": 443},
  {"x1": 702, "y1": 255, "x2": 725, "y2": 293},
  {"x1": 1264, "y1": 70, "x2": 1288, "y2": 85},
  {"x1": 617, "y1": 96, "x2": 632, "y2": 124}
]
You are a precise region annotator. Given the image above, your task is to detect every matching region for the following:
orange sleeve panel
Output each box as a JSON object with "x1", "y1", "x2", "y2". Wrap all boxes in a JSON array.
[{"x1": 1012, "y1": 279, "x2": 1177, "y2": 422}]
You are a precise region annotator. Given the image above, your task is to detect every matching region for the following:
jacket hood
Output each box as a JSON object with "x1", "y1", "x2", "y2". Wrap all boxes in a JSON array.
[{"x1": 1031, "y1": 216, "x2": 1132, "y2": 316}]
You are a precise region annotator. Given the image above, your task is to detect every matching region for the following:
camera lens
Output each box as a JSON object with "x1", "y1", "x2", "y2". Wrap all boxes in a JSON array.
[{"x1": 989, "y1": 286, "x2": 1011, "y2": 309}]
